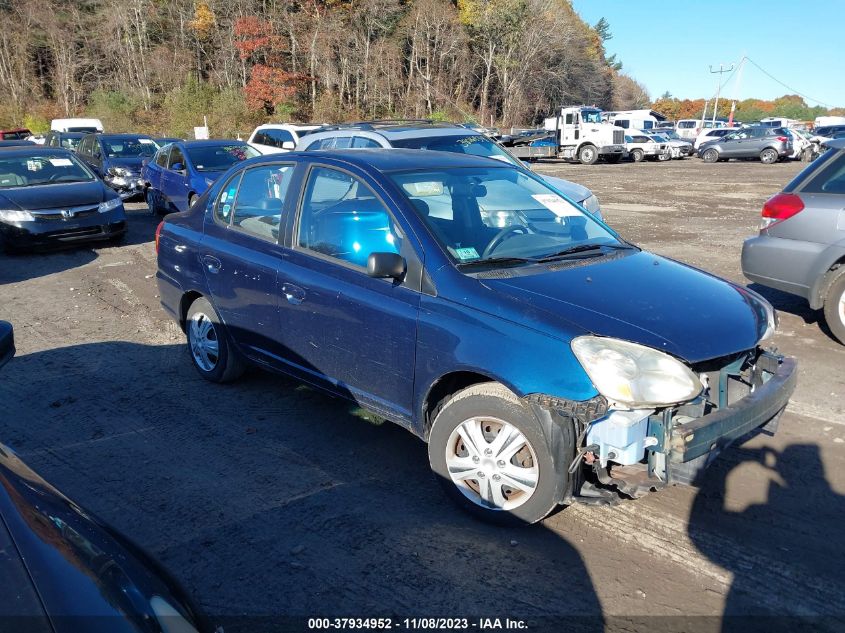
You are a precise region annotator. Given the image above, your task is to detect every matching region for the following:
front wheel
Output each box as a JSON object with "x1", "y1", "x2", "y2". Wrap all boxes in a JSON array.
[
  {"x1": 578, "y1": 145, "x2": 598, "y2": 165},
  {"x1": 701, "y1": 148, "x2": 719, "y2": 163},
  {"x1": 185, "y1": 296, "x2": 245, "y2": 382},
  {"x1": 146, "y1": 188, "x2": 159, "y2": 215},
  {"x1": 630, "y1": 148, "x2": 644, "y2": 162},
  {"x1": 427, "y1": 383, "x2": 568, "y2": 525},
  {"x1": 823, "y1": 269, "x2": 845, "y2": 345},
  {"x1": 760, "y1": 148, "x2": 778, "y2": 164}
]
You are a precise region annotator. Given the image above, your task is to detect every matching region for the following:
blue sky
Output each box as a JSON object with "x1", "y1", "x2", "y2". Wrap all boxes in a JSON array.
[{"x1": 571, "y1": 0, "x2": 844, "y2": 108}]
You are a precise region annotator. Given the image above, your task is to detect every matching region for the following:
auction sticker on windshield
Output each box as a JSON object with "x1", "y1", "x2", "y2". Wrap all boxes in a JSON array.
[{"x1": 532, "y1": 193, "x2": 580, "y2": 217}]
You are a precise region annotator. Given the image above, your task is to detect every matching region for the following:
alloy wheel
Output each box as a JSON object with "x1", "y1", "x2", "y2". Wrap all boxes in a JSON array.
[
  {"x1": 189, "y1": 312, "x2": 219, "y2": 372},
  {"x1": 445, "y1": 417, "x2": 539, "y2": 511}
]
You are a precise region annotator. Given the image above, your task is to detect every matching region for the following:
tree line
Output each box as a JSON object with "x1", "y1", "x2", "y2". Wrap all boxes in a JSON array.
[
  {"x1": 652, "y1": 93, "x2": 844, "y2": 125},
  {"x1": 0, "y1": 0, "x2": 650, "y2": 136}
]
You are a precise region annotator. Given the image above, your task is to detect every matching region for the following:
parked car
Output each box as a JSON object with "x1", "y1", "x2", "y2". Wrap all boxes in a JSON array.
[
  {"x1": 76, "y1": 133, "x2": 159, "y2": 200},
  {"x1": 624, "y1": 133, "x2": 670, "y2": 162},
  {"x1": 648, "y1": 131, "x2": 693, "y2": 159},
  {"x1": 0, "y1": 140, "x2": 35, "y2": 148},
  {"x1": 142, "y1": 139, "x2": 260, "y2": 214},
  {"x1": 247, "y1": 123, "x2": 321, "y2": 154},
  {"x1": 156, "y1": 149, "x2": 795, "y2": 525},
  {"x1": 698, "y1": 126, "x2": 792, "y2": 164},
  {"x1": 783, "y1": 127, "x2": 815, "y2": 161},
  {"x1": 296, "y1": 121, "x2": 603, "y2": 219},
  {"x1": 693, "y1": 128, "x2": 735, "y2": 150},
  {"x1": 742, "y1": 139, "x2": 845, "y2": 344},
  {"x1": 44, "y1": 130, "x2": 86, "y2": 151},
  {"x1": 0, "y1": 147, "x2": 126, "y2": 251},
  {"x1": 50, "y1": 118, "x2": 104, "y2": 133},
  {"x1": 0, "y1": 322, "x2": 214, "y2": 633},
  {"x1": 813, "y1": 125, "x2": 845, "y2": 139},
  {"x1": 0, "y1": 128, "x2": 32, "y2": 141}
]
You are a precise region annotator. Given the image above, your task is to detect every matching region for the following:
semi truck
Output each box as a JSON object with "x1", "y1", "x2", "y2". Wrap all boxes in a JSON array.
[{"x1": 541, "y1": 106, "x2": 626, "y2": 164}]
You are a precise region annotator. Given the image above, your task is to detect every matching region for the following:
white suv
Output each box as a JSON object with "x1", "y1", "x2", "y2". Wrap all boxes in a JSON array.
[
  {"x1": 295, "y1": 122, "x2": 603, "y2": 219},
  {"x1": 247, "y1": 124, "x2": 321, "y2": 154}
]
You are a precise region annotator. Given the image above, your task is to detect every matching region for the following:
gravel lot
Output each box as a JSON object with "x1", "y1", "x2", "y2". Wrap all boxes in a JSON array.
[{"x1": 1, "y1": 158, "x2": 844, "y2": 632}]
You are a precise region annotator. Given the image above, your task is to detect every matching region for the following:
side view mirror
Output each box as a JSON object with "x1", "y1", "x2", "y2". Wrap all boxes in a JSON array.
[
  {"x1": 171, "y1": 162, "x2": 185, "y2": 172},
  {"x1": 0, "y1": 321, "x2": 15, "y2": 370},
  {"x1": 281, "y1": 141, "x2": 296, "y2": 150},
  {"x1": 367, "y1": 252, "x2": 406, "y2": 281}
]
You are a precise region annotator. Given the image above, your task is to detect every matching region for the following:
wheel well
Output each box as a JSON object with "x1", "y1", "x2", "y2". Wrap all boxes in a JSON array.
[
  {"x1": 179, "y1": 291, "x2": 203, "y2": 332},
  {"x1": 422, "y1": 371, "x2": 498, "y2": 439}
]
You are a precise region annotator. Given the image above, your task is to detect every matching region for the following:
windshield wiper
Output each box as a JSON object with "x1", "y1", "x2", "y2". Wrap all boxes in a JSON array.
[
  {"x1": 534, "y1": 243, "x2": 633, "y2": 262},
  {"x1": 456, "y1": 256, "x2": 538, "y2": 269}
]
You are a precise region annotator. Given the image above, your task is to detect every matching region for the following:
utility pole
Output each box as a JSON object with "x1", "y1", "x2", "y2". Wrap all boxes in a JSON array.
[
  {"x1": 709, "y1": 63, "x2": 735, "y2": 125},
  {"x1": 728, "y1": 56, "x2": 746, "y2": 127}
]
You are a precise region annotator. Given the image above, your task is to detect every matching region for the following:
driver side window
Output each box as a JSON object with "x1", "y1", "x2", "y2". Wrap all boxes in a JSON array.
[{"x1": 298, "y1": 167, "x2": 400, "y2": 268}]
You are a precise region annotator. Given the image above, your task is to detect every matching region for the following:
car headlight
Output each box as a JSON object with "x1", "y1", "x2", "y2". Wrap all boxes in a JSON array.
[
  {"x1": 0, "y1": 209, "x2": 34, "y2": 222},
  {"x1": 98, "y1": 198, "x2": 123, "y2": 213},
  {"x1": 571, "y1": 336, "x2": 702, "y2": 408}
]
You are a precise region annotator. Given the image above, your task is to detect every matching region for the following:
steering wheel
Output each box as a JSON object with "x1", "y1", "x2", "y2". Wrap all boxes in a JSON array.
[
  {"x1": 47, "y1": 173, "x2": 67, "y2": 182},
  {"x1": 482, "y1": 225, "x2": 528, "y2": 259}
]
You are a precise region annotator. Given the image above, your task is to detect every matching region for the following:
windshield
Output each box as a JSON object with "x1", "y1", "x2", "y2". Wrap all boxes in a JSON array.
[
  {"x1": 102, "y1": 137, "x2": 158, "y2": 158},
  {"x1": 0, "y1": 153, "x2": 95, "y2": 188},
  {"x1": 581, "y1": 110, "x2": 603, "y2": 124},
  {"x1": 187, "y1": 144, "x2": 259, "y2": 172},
  {"x1": 390, "y1": 167, "x2": 622, "y2": 266},
  {"x1": 391, "y1": 134, "x2": 520, "y2": 167}
]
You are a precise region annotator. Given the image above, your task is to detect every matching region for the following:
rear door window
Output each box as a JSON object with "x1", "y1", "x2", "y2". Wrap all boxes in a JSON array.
[
  {"x1": 352, "y1": 137, "x2": 381, "y2": 148},
  {"x1": 168, "y1": 146, "x2": 185, "y2": 170},
  {"x1": 230, "y1": 164, "x2": 295, "y2": 241},
  {"x1": 155, "y1": 147, "x2": 170, "y2": 167}
]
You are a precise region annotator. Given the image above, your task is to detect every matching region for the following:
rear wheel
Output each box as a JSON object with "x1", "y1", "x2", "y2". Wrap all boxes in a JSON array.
[
  {"x1": 146, "y1": 188, "x2": 159, "y2": 215},
  {"x1": 760, "y1": 148, "x2": 778, "y2": 164},
  {"x1": 578, "y1": 145, "x2": 598, "y2": 165},
  {"x1": 823, "y1": 269, "x2": 845, "y2": 345},
  {"x1": 185, "y1": 296, "x2": 245, "y2": 382},
  {"x1": 427, "y1": 383, "x2": 569, "y2": 525},
  {"x1": 630, "y1": 148, "x2": 644, "y2": 162}
]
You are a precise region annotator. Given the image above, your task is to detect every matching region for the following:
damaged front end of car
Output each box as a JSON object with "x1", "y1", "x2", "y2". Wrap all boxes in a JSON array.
[{"x1": 527, "y1": 345, "x2": 797, "y2": 506}]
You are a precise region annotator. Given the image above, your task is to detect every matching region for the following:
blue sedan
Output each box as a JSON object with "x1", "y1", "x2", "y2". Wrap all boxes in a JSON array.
[
  {"x1": 156, "y1": 149, "x2": 796, "y2": 524},
  {"x1": 142, "y1": 140, "x2": 259, "y2": 214}
]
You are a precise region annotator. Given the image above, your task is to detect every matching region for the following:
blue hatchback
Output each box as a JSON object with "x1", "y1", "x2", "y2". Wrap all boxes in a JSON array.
[
  {"x1": 142, "y1": 140, "x2": 259, "y2": 214},
  {"x1": 156, "y1": 149, "x2": 797, "y2": 524}
]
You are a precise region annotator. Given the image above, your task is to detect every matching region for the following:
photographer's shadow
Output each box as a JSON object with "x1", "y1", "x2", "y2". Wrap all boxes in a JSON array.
[{"x1": 688, "y1": 444, "x2": 845, "y2": 632}]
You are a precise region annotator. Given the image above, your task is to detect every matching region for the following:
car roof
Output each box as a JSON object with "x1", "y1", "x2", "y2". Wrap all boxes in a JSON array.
[
  {"x1": 0, "y1": 146, "x2": 73, "y2": 156},
  {"x1": 312, "y1": 122, "x2": 482, "y2": 141},
  {"x1": 259, "y1": 148, "x2": 514, "y2": 172},
  {"x1": 177, "y1": 139, "x2": 250, "y2": 147}
]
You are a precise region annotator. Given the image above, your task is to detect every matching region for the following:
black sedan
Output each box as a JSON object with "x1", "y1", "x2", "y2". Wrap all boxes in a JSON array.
[
  {"x1": 0, "y1": 147, "x2": 127, "y2": 251},
  {"x1": 0, "y1": 321, "x2": 215, "y2": 633}
]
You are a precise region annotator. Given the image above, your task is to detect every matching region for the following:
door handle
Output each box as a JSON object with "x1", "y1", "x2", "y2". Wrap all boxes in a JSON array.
[
  {"x1": 281, "y1": 283, "x2": 306, "y2": 305},
  {"x1": 202, "y1": 255, "x2": 222, "y2": 273}
]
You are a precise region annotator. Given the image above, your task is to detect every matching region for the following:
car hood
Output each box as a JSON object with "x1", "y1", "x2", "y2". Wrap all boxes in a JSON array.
[
  {"x1": 0, "y1": 180, "x2": 107, "y2": 211},
  {"x1": 538, "y1": 175, "x2": 591, "y2": 203},
  {"x1": 481, "y1": 251, "x2": 768, "y2": 364}
]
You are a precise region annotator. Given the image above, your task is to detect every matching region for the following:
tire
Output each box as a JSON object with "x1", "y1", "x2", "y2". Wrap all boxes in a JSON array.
[
  {"x1": 823, "y1": 268, "x2": 845, "y2": 345},
  {"x1": 146, "y1": 188, "x2": 159, "y2": 215},
  {"x1": 185, "y1": 296, "x2": 246, "y2": 383},
  {"x1": 760, "y1": 148, "x2": 778, "y2": 164},
  {"x1": 702, "y1": 148, "x2": 719, "y2": 163},
  {"x1": 188, "y1": 194, "x2": 198, "y2": 209},
  {"x1": 578, "y1": 145, "x2": 598, "y2": 165},
  {"x1": 630, "y1": 148, "x2": 644, "y2": 162},
  {"x1": 604, "y1": 154, "x2": 621, "y2": 164},
  {"x1": 427, "y1": 383, "x2": 569, "y2": 525},
  {"x1": 801, "y1": 148, "x2": 814, "y2": 162}
]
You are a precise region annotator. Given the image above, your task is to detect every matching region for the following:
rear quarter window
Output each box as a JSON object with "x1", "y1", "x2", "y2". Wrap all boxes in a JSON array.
[{"x1": 795, "y1": 150, "x2": 845, "y2": 194}]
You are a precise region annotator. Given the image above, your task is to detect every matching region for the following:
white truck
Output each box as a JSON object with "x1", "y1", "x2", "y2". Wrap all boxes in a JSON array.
[{"x1": 542, "y1": 106, "x2": 626, "y2": 164}]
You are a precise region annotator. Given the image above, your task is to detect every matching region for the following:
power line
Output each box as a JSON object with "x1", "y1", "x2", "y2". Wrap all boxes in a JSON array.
[{"x1": 743, "y1": 56, "x2": 835, "y2": 108}]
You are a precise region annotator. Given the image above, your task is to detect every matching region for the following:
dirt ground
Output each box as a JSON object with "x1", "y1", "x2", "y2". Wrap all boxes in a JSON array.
[{"x1": 1, "y1": 158, "x2": 844, "y2": 632}]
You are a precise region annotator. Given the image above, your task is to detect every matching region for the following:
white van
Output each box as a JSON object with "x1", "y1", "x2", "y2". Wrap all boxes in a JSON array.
[
  {"x1": 51, "y1": 118, "x2": 104, "y2": 133},
  {"x1": 604, "y1": 110, "x2": 660, "y2": 131},
  {"x1": 247, "y1": 123, "x2": 321, "y2": 154},
  {"x1": 675, "y1": 119, "x2": 726, "y2": 139}
]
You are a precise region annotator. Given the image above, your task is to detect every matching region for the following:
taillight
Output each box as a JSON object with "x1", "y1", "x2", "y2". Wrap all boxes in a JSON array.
[
  {"x1": 760, "y1": 193, "x2": 804, "y2": 230},
  {"x1": 776, "y1": 136, "x2": 789, "y2": 143},
  {"x1": 155, "y1": 220, "x2": 164, "y2": 253}
]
